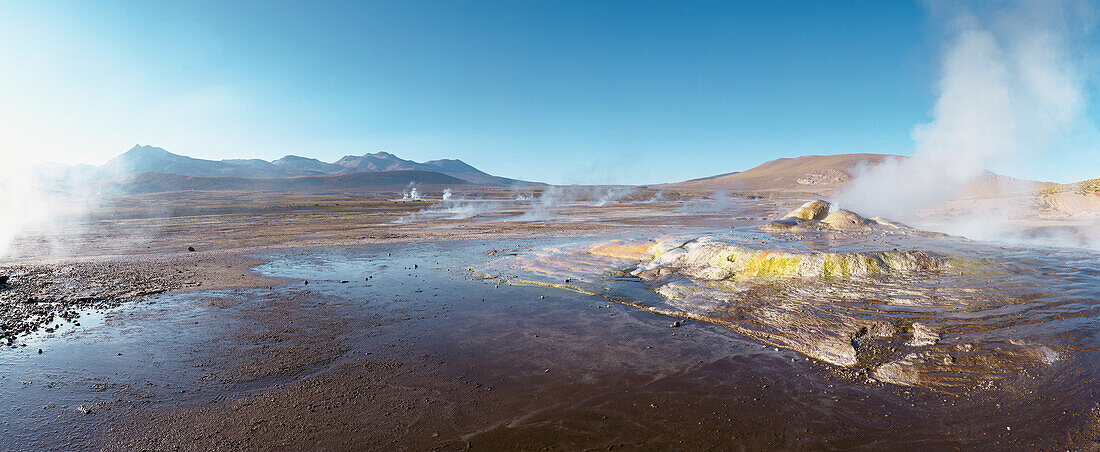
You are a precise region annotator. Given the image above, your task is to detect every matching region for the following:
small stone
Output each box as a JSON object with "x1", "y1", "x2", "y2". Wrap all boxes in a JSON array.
[
  {"x1": 37, "y1": 349, "x2": 42, "y2": 354},
  {"x1": 670, "y1": 321, "x2": 681, "y2": 328},
  {"x1": 187, "y1": 246, "x2": 196, "y2": 252},
  {"x1": 304, "y1": 280, "x2": 309, "y2": 285},
  {"x1": 0, "y1": 275, "x2": 8, "y2": 284}
]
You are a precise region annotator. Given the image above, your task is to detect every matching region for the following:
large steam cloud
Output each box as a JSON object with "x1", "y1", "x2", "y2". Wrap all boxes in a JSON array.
[
  {"x1": 836, "y1": 1, "x2": 1093, "y2": 220},
  {"x1": 0, "y1": 160, "x2": 108, "y2": 259},
  {"x1": 0, "y1": 161, "x2": 37, "y2": 257}
]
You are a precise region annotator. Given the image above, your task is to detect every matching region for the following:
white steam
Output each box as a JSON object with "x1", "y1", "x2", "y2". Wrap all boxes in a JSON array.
[
  {"x1": 396, "y1": 186, "x2": 653, "y2": 223},
  {"x1": 0, "y1": 161, "x2": 40, "y2": 257},
  {"x1": 837, "y1": 1, "x2": 1092, "y2": 220},
  {"x1": 510, "y1": 186, "x2": 639, "y2": 221},
  {"x1": 400, "y1": 186, "x2": 422, "y2": 202},
  {"x1": 0, "y1": 160, "x2": 108, "y2": 259},
  {"x1": 677, "y1": 190, "x2": 737, "y2": 213}
]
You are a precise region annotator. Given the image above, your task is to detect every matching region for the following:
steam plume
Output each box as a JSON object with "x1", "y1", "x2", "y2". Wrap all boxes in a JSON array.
[{"x1": 837, "y1": 1, "x2": 1093, "y2": 220}]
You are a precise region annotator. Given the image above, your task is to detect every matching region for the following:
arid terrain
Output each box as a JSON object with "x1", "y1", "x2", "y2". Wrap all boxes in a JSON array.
[
  {"x1": 11, "y1": 1, "x2": 1100, "y2": 449},
  {"x1": 3, "y1": 152, "x2": 1100, "y2": 450}
]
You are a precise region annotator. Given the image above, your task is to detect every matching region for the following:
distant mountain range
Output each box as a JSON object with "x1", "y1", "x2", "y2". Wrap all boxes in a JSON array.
[
  {"x1": 38, "y1": 145, "x2": 542, "y2": 193},
  {"x1": 113, "y1": 170, "x2": 472, "y2": 194}
]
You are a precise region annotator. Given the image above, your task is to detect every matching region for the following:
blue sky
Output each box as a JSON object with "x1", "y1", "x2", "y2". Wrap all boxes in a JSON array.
[{"x1": 1, "y1": 1, "x2": 1096, "y2": 184}]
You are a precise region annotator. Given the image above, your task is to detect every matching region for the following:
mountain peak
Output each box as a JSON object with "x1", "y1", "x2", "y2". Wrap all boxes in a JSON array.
[
  {"x1": 123, "y1": 144, "x2": 172, "y2": 156},
  {"x1": 423, "y1": 158, "x2": 480, "y2": 173},
  {"x1": 91, "y1": 145, "x2": 542, "y2": 187},
  {"x1": 273, "y1": 154, "x2": 320, "y2": 163}
]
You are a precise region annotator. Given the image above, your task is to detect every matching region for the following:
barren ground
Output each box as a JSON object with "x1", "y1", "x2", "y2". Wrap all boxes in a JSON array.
[{"x1": 2, "y1": 188, "x2": 1098, "y2": 450}]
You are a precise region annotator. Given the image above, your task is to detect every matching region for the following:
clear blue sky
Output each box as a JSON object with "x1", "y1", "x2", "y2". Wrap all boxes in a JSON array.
[{"x1": 1, "y1": 1, "x2": 1096, "y2": 184}]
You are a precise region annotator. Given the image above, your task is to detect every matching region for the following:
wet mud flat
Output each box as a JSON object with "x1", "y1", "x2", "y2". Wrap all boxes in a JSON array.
[
  {"x1": 0, "y1": 253, "x2": 276, "y2": 349},
  {"x1": 3, "y1": 239, "x2": 1099, "y2": 450},
  {"x1": 0, "y1": 192, "x2": 685, "y2": 355}
]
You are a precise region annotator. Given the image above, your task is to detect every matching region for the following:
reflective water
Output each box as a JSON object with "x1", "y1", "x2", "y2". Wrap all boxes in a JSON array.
[
  {"x1": 488, "y1": 226, "x2": 1100, "y2": 394},
  {"x1": 3, "y1": 233, "x2": 1099, "y2": 448}
]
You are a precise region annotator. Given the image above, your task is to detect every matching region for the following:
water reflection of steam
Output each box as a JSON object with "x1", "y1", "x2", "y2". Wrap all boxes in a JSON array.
[{"x1": 490, "y1": 232, "x2": 1100, "y2": 392}]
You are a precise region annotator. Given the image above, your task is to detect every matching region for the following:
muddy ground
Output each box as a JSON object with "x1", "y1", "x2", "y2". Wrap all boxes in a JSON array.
[{"x1": 2, "y1": 189, "x2": 1098, "y2": 450}]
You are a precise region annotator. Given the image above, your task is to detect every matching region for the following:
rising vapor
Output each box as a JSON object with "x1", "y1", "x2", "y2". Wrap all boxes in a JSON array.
[{"x1": 836, "y1": 0, "x2": 1093, "y2": 220}]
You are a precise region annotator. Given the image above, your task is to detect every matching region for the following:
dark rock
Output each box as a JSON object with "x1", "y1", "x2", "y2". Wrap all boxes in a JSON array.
[
  {"x1": 670, "y1": 321, "x2": 681, "y2": 328},
  {"x1": 187, "y1": 246, "x2": 195, "y2": 252},
  {"x1": 37, "y1": 349, "x2": 42, "y2": 354},
  {"x1": 0, "y1": 275, "x2": 8, "y2": 284}
]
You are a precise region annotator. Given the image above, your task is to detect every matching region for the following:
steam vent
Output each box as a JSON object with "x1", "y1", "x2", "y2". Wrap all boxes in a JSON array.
[
  {"x1": 634, "y1": 200, "x2": 941, "y2": 282},
  {"x1": 760, "y1": 200, "x2": 909, "y2": 232}
]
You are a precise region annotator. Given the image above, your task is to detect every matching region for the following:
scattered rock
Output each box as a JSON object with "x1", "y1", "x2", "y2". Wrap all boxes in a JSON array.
[
  {"x1": 758, "y1": 217, "x2": 803, "y2": 232},
  {"x1": 905, "y1": 322, "x2": 940, "y2": 347},
  {"x1": 760, "y1": 200, "x2": 910, "y2": 232},
  {"x1": 796, "y1": 169, "x2": 849, "y2": 186},
  {"x1": 784, "y1": 200, "x2": 832, "y2": 221},
  {"x1": 821, "y1": 209, "x2": 869, "y2": 230},
  {"x1": 871, "y1": 354, "x2": 923, "y2": 386}
]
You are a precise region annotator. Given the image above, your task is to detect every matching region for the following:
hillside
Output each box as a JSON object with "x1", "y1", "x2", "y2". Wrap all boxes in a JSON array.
[
  {"x1": 665, "y1": 153, "x2": 891, "y2": 192},
  {"x1": 1038, "y1": 177, "x2": 1100, "y2": 217},
  {"x1": 101, "y1": 146, "x2": 290, "y2": 178},
  {"x1": 85, "y1": 145, "x2": 542, "y2": 187},
  {"x1": 665, "y1": 153, "x2": 1051, "y2": 197},
  {"x1": 110, "y1": 170, "x2": 470, "y2": 194}
]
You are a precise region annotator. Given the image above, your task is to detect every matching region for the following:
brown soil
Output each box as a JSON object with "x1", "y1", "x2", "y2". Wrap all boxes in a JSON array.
[{"x1": 2, "y1": 189, "x2": 1097, "y2": 450}]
